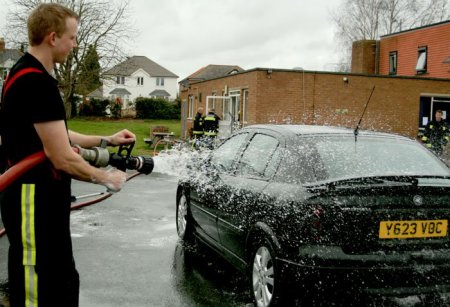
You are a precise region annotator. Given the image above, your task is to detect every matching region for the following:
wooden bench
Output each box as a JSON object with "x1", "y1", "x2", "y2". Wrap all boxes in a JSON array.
[{"x1": 144, "y1": 126, "x2": 171, "y2": 148}]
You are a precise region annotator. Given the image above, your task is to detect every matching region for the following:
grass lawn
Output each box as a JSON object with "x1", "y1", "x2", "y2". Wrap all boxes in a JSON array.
[{"x1": 67, "y1": 117, "x2": 182, "y2": 155}]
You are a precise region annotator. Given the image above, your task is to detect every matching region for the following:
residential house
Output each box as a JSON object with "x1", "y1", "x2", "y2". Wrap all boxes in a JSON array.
[
  {"x1": 179, "y1": 21, "x2": 450, "y2": 140},
  {"x1": 103, "y1": 56, "x2": 178, "y2": 108},
  {"x1": 0, "y1": 38, "x2": 23, "y2": 84}
]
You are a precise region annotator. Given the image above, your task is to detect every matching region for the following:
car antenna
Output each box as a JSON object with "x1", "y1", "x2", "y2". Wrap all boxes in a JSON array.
[{"x1": 354, "y1": 85, "x2": 376, "y2": 142}]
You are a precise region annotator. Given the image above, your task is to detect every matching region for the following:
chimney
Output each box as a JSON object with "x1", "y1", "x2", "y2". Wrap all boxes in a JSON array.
[
  {"x1": 0, "y1": 38, "x2": 5, "y2": 52},
  {"x1": 351, "y1": 40, "x2": 377, "y2": 75}
]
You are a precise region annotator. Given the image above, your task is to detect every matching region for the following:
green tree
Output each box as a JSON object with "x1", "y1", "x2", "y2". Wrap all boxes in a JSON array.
[{"x1": 77, "y1": 45, "x2": 102, "y2": 96}]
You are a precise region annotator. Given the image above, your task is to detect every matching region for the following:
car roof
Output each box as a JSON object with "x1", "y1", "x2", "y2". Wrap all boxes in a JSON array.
[{"x1": 244, "y1": 124, "x2": 409, "y2": 139}]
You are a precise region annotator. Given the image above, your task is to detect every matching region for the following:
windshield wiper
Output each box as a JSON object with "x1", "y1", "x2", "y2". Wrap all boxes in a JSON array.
[{"x1": 304, "y1": 175, "x2": 450, "y2": 191}]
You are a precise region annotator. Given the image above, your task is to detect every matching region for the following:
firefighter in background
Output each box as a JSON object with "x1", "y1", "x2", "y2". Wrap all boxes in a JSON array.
[
  {"x1": 203, "y1": 108, "x2": 221, "y2": 149},
  {"x1": 192, "y1": 107, "x2": 204, "y2": 139},
  {"x1": 203, "y1": 108, "x2": 221, "y2": 137},
  {"x1": 422, "y1": 109, "x2": 450, "y2": 156}
]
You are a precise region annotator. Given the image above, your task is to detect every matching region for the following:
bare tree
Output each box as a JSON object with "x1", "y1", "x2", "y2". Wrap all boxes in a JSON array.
[
  {"x1": 3, "y1": 0, "x2": 134, "y2": 117},
  {"x1": 331, "y1": 0, "x2": 450, "y2": 72}
]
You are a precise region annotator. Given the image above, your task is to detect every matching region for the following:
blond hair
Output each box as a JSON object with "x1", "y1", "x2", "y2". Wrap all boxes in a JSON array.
[{"x1": 27, "y1": 3, "x2": 79, "y2": 46}]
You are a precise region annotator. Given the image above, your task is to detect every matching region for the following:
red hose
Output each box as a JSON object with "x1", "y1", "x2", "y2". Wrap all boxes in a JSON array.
[
  {"x1": 0, "y1": 151, "x2": 46, "y2": 192},
  {"x1": 0, "y1": 171, "x2": 141, "y2": 238},
  {"x1": 0, "y1": 151, "x2": 46, "y2": 238}
]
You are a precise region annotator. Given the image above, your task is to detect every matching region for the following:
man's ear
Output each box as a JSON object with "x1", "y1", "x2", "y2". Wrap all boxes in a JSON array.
[{"x1": 46, "y1": 32, "x2": 57, "y2": 46}]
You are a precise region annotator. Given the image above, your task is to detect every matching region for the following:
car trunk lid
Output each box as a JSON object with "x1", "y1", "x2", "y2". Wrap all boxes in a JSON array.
[{"x1": 304, "y1": 177, "x2": 450, "y2": 254}]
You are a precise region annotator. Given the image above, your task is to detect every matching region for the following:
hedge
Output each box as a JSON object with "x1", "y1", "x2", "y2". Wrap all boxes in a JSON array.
[{"x1": 135, "y1": 97, "x2": 180, "y2": 119}]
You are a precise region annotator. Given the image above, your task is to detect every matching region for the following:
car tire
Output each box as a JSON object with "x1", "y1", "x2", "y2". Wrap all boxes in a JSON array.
[
  {"x1": 250, "y1": 237, "x2": 286, "y2": 307},
  {"x1": 176, "y1": 191, "x2": 194, "y2": 243}
]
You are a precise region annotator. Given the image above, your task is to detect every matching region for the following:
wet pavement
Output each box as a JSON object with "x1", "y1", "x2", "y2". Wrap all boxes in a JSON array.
[{"x1": 0, "y1": 171, "x2": 251, "y2": 307}]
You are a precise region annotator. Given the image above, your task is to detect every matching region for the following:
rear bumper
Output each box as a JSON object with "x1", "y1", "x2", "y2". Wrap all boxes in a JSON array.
[{"x1": 278, "y1": 245, "x2": 450, "y2": 296}]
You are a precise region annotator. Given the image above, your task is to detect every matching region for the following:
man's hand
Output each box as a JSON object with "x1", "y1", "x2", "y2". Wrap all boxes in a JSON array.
[
  {"x1": 108, "y1": 129, "x2": 136, "y2": 146},
  {"x1": 95, "y1": 168, "x2": 127, "y2": 192}
]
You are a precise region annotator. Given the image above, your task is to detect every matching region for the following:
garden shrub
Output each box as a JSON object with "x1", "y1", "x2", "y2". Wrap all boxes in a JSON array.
[
  {"x1": 109, "y1": 97, "x2": 123, "y2": 119},
  {"x1": 79, "y1": 98, "x2": 109, "y2": 117},
  {"x1": 135, "y1": 97, "x2": 180, "y2": 119}
]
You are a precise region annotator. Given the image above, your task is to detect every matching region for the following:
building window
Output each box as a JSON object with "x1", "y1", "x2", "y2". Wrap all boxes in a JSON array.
[
  {"x1": 416, "y1": 47, "x2": 427, "y2": 74},
  {"x1": 389, "y1": 51, "x2": 397, "y2": 75},
  {"x1": 116, "y1": 76, "x2": 125, "y2": 84},
  {"x1": 188, "y1": 95, "x2": 194, "y2": 118},
  {"x1": 156, "y1": 77, "x2": 165, "y2": 86},
  {"x1": 137, "y1": 76, "x2": 144, "y2": 85}
]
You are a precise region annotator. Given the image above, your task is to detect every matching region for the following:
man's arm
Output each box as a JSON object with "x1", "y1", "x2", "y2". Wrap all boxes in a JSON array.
[
  {"x1": 35, "y1": 120, "x2": 127, "y2": 191},
  {"x1": 68, "y1": 129, "x2": 135, "y2": 148}
]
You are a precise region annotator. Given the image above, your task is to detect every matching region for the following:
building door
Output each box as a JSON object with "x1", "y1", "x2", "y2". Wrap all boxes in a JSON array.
[
  {"x1": 419, "y1": 96, "x2": 450, "y2": 132},
  {"x1": 206, "y1": 95, "x2": 232, "y2": 138},
  {"x1": 228, "y1": 90, "x2": 240, "y2": 131}
]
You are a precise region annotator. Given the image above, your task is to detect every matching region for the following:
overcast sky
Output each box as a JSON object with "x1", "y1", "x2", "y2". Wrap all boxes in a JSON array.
[{"x1": 0, "y1": 0, "x2": 343, "y2": 80}]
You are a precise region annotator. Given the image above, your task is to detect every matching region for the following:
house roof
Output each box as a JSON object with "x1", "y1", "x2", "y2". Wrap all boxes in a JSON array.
[
  {"x1": 179, "y1": 64, "x2": 244, "y2": 85},
  {"x1": 149, "y1": 89, "x2": 171, "y2": 97},
  {"x1": 109, "y1": 88, "x2": 131, "y2": 95},
  {"x1": 105, "y1": 56, "x2": 178, "y2": 78},
  {"x1": 0, "y1": 49, "x2": 23, "y2": 67},
  {"x1": 87, "y1": 86, "x2": 103, "y2": 98}
]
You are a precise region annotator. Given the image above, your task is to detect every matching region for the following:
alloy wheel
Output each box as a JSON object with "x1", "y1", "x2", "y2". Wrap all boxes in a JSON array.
[
  {"x1": 252, "y1": 246, "x2": 275, "y2": 307},
  {"x1": 177, "y1": 194, "x2": 188, "y2": 238}
]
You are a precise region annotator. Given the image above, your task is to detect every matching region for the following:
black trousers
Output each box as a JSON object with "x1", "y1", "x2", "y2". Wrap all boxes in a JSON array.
[{"x1": 1, "y1": 166, "x2": 79, "y2": 307}]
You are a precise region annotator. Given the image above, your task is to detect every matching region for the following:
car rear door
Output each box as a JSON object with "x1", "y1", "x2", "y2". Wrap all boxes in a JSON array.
[{"x1": 217, "y1": 132, "x2": 282, "y2": 260}]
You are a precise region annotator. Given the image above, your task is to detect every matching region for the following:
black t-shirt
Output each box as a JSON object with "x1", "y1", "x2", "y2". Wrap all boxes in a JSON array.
[{"x1": 1, "y1": 53, "x2": 67, "y2": 165}]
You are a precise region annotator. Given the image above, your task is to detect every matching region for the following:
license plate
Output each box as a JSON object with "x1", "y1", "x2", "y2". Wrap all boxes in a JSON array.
[{"x1": 379, "y1": 220, "x2": 448, "y2": 239}]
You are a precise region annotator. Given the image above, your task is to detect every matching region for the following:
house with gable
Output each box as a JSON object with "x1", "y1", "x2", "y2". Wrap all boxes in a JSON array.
[
  {"x1": 102, "y1": 56, "x2": 178, "y2": 107},
  {"x1": 0, "y1": 38, "x2": 23, "y2": 84}
]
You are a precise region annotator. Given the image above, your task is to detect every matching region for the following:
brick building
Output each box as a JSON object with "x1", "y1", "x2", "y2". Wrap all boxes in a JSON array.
[
  {"x1": 180, "y1": 21, "x2": 450, "y2": 140},
  {"x1": 379, "y1": 20, "x2": 450, "y2": 78}
]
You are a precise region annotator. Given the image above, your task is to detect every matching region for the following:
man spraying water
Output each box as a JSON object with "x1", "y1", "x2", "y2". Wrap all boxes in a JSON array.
[{"x1": 0, "y1": 4, "x2": 137, "y2": 306}]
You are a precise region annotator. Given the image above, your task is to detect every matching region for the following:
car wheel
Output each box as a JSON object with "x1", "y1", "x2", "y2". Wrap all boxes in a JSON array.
[
  {"x1": 176, "y1": 191, "x2": 194, "y2": 242},
  {"x1": 251, "y1": 239, "x2": 284, "y2": 307}
]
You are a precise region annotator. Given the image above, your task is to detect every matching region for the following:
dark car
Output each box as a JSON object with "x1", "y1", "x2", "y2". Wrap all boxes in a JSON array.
[{"x1": 175, "y1": 125, "x2": 450, "y2": 306}]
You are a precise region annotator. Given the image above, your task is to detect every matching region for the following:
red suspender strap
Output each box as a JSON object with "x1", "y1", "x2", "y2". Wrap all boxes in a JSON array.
[{"x1": 2, "y1": 67, "x2": 43, "y2": 100}]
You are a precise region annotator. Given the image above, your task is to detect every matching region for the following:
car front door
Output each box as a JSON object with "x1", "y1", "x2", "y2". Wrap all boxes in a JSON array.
[
  {"x1": 217, "y1": 132, "x2": 281, "y2": 260},
  {"x1": 189, "y1": 132, "x2": 249, "y2": 245}
]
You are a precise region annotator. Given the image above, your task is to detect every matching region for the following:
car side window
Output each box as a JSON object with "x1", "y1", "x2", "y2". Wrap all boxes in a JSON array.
[
  {"x1": 274, "y1": 141, "x2": 317, "y2": 184},
  {"x1": 236, "y1": 134, "x2": 279, "y2": 179},
  {"x1": 211, "y1": 133, "x2": 248, "y2": 172},
  {"x1": 264, "y1": 147, "x2": 282, "y2": 178}
]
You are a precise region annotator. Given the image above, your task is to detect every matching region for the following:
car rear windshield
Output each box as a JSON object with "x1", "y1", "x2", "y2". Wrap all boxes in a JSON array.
[{"x1": 308, "y1": 135, "x2": 449, "y2": 181}]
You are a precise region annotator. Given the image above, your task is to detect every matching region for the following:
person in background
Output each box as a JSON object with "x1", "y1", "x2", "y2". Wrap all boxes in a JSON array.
[
  {"x1": 203, "y1": 108, "x2": 221, "y2": 138},
  {"x1": 0, "y1": 4, "x2": 135, "y2": 306},
  {"x1": 202, "y1": 108, "x2": 221, "y2": 150},
  {"x1": 192, "y1": 107, "x2": 204, "y2": 139},
  {"x1": 422, "y1": 109, "x2": 450, "y2": 156}
]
